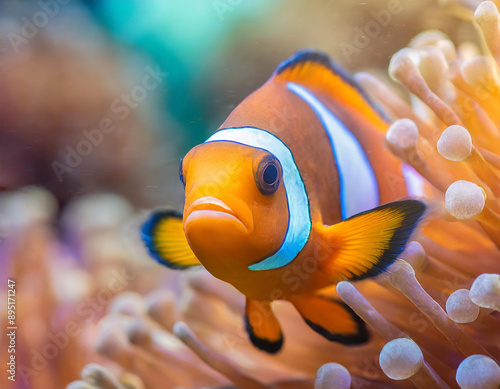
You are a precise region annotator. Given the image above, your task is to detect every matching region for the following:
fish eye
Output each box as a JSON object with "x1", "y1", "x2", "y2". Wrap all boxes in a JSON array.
[
  {"x1": 179, "y1": 158, "x2": 186, "y2": 189},
  {"x1": 255, "y1": 154, "x2": 282, "y2": 195}
]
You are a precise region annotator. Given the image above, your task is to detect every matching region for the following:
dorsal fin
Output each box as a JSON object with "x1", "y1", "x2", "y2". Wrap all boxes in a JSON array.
[
  {"x1": 273, "y1": 49, "x2": 389, "y2": 125},
  {"x1": 274, "y1": 49, "x2": 350, "y2": 84}
]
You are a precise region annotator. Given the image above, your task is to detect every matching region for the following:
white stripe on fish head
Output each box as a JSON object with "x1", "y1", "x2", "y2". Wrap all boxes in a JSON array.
[{"x1": 205, "y1": 127, "x2": 311, "y2": 271}]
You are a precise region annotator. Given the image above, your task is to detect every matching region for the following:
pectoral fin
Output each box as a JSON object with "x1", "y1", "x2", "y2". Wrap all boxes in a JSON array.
[
  {"x1": 290, "y1": 294, "x2": 368, "y2": 345},
  {"x1": 244, "y1": 298, "x2": 283, "y2": 354},
  {"x1": 317, "y1": 199, "x2": 426, "y2": 282},
  {"x1": 141, "y1": 210, "x2": 201, "y2": 269}
]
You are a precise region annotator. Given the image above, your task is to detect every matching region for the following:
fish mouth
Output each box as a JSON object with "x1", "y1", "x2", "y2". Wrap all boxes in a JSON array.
[{"x1": 185, "y1": 196, "x2": 251, "y2": 233}]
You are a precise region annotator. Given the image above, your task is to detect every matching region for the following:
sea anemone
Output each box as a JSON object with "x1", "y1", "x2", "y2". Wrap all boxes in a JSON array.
[
  {"x1": 6, "y1": 1, "x2": 499, "y2": 389},
  {"x1": 79, "y1": 3, "x2": 500, "y2": 389},
  {"x1": 67, "y1": 2, "x2": 500, "y2": 389}
]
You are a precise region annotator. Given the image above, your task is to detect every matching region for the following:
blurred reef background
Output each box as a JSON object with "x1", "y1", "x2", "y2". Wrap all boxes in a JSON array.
[
  {"x1": 0, "y1": 1, "x2": 496, "y2": 389},
  {"x1": 0, "y1": 0, "x2": 477, "y2": 209}
]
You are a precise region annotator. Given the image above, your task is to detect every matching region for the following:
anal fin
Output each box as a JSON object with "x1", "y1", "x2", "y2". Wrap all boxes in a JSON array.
[{"x1": 290, "y1": 294, "x2": 368, "y2": 345}]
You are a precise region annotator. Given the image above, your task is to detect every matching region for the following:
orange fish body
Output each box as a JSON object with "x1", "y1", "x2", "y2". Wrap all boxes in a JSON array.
[{"x1": 142, "y1": 50, "x2": 427, "y2": 352}]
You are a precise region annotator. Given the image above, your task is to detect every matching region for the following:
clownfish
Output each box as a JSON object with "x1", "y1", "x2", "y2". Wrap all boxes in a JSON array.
[{"x1": 142, "y1": 50, "x2": 427, "y2": 353}]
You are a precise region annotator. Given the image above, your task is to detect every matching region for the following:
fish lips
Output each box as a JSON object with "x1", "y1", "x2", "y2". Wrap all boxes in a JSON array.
[{"x1": 184, "y1": 196, "x2": 253, "y2": 236}]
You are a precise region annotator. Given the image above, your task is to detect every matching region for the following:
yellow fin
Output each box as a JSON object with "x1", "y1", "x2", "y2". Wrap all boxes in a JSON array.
[
  {"x1": 290, "y1": 294, "x2": 368, "y2": 345},
  {"x1": 245, "y1": 298, "x2": 283, "y2": 354},
  {"x1": 141, "y1": 210, "x2": 201, "y2": 269},
  {"x1": 317, "y1": 199, "x2": 426, "y2": 281}
]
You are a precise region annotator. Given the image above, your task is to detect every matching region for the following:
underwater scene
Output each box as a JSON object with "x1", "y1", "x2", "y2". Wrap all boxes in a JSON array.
[{"x1": 0, "y1": 0, "x2": 499, "y2": 388}]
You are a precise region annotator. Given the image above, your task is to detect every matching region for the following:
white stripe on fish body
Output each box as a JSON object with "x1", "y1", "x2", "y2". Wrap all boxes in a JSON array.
[
  {"x1": 402, "y1": 164, "x2": 425, "y2": 197},
  {"x1": 205, "y1": 127, "x2": 312, "y2": 271},
  {"x1": 287, "y1": 82, "x2": 379, "y2": 219}
]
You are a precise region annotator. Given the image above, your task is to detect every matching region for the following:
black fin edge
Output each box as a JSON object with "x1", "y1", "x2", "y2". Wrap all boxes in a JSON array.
[
  {"x1": 303, "y1": 301, "x2": 369, "y2": 345},
  {"x1": 244, "y1": 316, "x2": 284, "y2": 354},
  {"x1": 348, "y1": 199, "x2": 427, "y2": 280},
  {"x1": 274, "y1": 48, "x2": 390, "y2": 122},
  {"x1": 141, "y1": 210, "x2": 198, "y2": 270}
]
